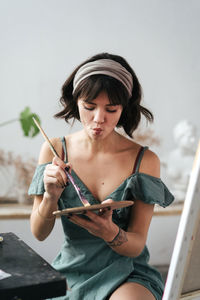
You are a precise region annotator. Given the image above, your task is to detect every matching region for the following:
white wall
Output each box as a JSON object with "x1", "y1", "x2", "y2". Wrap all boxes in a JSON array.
[
  {"x1": 0, "y1": 0, "x2": 199, "y2": 265},
  {"x1": 1, "y1": 0, "x2": 199, "y2": 158}
]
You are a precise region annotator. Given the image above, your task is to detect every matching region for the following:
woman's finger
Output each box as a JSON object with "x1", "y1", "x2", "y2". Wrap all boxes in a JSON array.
[
  {"x1": 65, "y1": 162, "x2": 72, "y2": 173},
  {"x1": 44, "y1": 174, "x2": 65, "y2": 189},
  {"x1": 44, "y1": 166, "x2": 66, "y2": 186},
  {"x1": 101, "y1": 198, "x2": 115, "y2": 205},
  {"x1": 52, "y1": 156, "x2": 66, "y2": 168},
  {"x1": 47, "y1": 163, "x2": 68, "y2": 186},
  {"x1": 98, "y1": 207, "x2": 112, "y2": 217},
  {"x1": 52, "y1": 158, "x2": 72, "y2": 184}
]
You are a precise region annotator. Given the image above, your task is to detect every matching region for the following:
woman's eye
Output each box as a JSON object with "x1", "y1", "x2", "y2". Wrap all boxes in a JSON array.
[
  {"x1": 83, "y1": 104, "x2": 118, "y2": 113},
  {"x1": 83, "y1": 105, "x2": 94, "y2": 111},
  {"x1": 106, "y1": 109, "x2": 117, "y2": 113}
]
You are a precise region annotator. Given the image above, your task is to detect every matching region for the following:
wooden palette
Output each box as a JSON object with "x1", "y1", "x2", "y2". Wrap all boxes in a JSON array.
[{"x1": 53, "y1": 200, "x2": 134, "y2": 216}]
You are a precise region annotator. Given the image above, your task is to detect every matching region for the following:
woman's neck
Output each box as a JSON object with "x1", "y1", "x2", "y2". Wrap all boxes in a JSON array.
[{"x1": 80, "y1": 129, "x2": 123, "y2": 154}]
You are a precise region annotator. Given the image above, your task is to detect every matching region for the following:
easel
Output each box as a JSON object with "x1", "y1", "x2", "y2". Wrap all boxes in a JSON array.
[{"x1": 163, "y1": 141, "x2": 200, "y2": 300}]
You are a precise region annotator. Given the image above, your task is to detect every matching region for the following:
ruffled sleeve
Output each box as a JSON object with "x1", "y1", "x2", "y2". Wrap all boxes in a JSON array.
[
  {"x1": 28, "y1": 163, "x2": 48, "y2": 195},
  {"x1": 124, "y1": 173, "x2": 174, "y2": 208}
]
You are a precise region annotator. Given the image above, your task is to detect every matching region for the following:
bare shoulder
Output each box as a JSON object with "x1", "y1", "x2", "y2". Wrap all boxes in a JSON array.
[
  {"x1": 139, "y1": 148, "x2": 160, "y2": 178},
  {"x1": 117, "y1": 135, "x2": 160, "y2": 177},
  {"x1": 38, "y1": 137, "x2": 63, "y2": 164}
]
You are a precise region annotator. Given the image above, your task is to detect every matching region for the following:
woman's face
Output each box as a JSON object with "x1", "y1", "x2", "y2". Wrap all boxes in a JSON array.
[{"x1": 77, "y1": 91, "x2": 123, "y2": 140}]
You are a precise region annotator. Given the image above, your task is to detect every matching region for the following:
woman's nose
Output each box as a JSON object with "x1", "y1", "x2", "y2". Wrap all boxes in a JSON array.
[{"x1": 93, "y1": 109, "x2": 105, "y2": 124}]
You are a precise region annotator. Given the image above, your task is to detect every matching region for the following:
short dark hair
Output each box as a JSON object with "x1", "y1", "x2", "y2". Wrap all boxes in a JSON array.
[{"x1": 54, "y1": 53, "x2": 153, "y2": 137}]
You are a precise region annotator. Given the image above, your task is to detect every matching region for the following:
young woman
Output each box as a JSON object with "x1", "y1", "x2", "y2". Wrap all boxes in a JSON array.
[{"x1": 29, "y1": 53, "x2": 174, "y2": 300}]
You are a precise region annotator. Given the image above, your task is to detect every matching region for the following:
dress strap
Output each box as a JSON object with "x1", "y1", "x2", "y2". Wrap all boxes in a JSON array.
[
  {"x1": 60, "y1": 137, "x2": 68, "y2": 162},
  {"x1": 133, "y1": 146, "x2": 148, "y2": 174}
]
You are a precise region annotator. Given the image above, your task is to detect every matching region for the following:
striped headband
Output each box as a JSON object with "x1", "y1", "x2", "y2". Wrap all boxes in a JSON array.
[{"x1": 73, "y1": 59, "x2": 133, "y2": 98}]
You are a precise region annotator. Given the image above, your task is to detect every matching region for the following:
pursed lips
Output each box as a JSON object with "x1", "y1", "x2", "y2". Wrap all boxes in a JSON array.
[
  {"x1": 93, "y1": 128, "x2": 103, "y2": 131},
  {"x1": 92, "y1": 128, "x2": 103, "y2": 135}
]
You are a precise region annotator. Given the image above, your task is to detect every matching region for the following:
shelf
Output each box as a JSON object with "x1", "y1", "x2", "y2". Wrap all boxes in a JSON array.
[
  {"x1": 0, "y1": 203, "x2": 32, "y2": 219},
  {"x1": 154, "y1": 203, "x2": 183, "y2": 216}
]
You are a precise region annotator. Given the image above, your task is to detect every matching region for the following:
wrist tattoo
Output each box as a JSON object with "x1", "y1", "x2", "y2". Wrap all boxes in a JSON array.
[{"x1": 106, "y1": 227, "x2": 128, "y2": 247}]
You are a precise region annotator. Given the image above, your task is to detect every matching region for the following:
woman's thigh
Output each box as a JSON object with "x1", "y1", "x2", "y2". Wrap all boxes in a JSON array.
[{"x1": 108, "y1": 282, "x2": 156, "y2": 300}]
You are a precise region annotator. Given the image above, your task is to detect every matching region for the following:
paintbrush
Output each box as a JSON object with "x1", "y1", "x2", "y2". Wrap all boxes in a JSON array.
[{"x1": 32, "y1": 117, "x2": 90, "y2": 207}]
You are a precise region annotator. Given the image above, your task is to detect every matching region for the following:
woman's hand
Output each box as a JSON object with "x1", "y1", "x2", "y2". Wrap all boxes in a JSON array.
[
  {"x1": 67, "y1": 199, "x2": 119, "y2": 242},
  {"x1": 43, "y1": 156, "x2": 70, "y2": 202}
]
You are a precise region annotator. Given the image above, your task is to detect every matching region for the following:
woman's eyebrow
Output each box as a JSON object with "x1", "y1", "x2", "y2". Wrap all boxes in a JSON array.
[{"x1": 84, "y1": 100, "x2": 96, "y2": 104}]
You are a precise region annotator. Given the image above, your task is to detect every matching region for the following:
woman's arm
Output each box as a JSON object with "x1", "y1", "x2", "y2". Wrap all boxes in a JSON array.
[
  {"x1": 105, "y1": 149, "x2": 160, "y2": 256},
  {"x1": 30, "y1": 139, "x2": 68, "y2": 241},
  {"x1": 105, "y1": 200, "x2": 154, "y2": 257},
  {"x1": 30, "y1": 194, "x2": 58, "y2": 241}
]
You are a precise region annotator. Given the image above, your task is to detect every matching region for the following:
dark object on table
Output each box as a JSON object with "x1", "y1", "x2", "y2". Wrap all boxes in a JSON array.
[{"x1": 0, "y1": 232, "x2": 67, "y2": 300}]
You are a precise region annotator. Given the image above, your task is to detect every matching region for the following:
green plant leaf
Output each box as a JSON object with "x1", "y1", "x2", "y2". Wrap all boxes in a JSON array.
[{"x1": 19, "y1": 107, "x2": 41, "y2": 138}]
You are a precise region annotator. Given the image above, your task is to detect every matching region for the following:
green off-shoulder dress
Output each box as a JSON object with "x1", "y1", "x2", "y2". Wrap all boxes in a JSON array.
[{"x1": 28, "y1": 137, "x2": 174, "y2": 300}]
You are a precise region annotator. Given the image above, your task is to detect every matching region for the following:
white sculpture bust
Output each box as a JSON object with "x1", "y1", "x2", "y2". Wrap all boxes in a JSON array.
[{"x1": 166, "y1": 120, "x2": 198, "y2": 203}]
